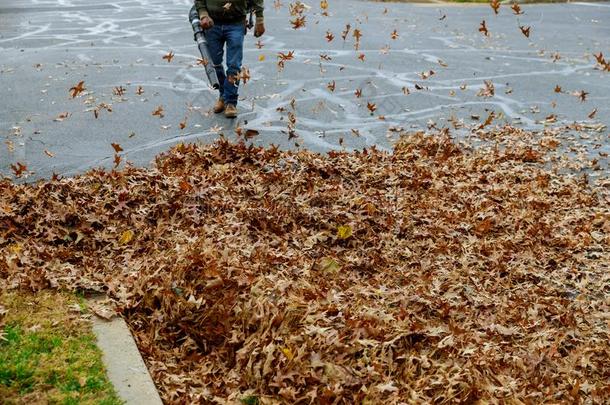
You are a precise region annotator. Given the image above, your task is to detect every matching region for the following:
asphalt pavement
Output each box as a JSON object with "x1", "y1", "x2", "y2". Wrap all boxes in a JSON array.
[{"x1": 1, "y1": 0, "x2": 608, "y2": 180}]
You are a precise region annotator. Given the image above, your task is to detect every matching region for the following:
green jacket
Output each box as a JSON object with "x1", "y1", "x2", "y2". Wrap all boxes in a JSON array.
[{"x1": 195, "y1": 0, "x2": 264, "y2": 24}]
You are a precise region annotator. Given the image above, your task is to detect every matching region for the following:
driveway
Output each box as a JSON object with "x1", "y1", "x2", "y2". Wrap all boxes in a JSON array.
[{"x1": 1, "y1": 0, "x2": 608, "y2": 179}]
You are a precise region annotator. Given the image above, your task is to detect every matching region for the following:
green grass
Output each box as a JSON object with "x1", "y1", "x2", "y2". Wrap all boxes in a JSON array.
[
  {"x1": 0, "y1": 291, "x2": 122, "y2": 405},
  {"x1": 241, "y1": 395, "x2": 260, "y2": 405}
]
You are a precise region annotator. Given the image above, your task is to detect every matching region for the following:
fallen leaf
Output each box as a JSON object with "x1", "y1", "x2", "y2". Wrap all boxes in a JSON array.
[
  {"x1": 119, "y1": 230, "x2": 135, "y2": 245},
  {"x1": 337, "y1": 225, "x2": 353, "y2": 239},
  {"x1": 69, "y1": 81, "x2": 86, "y2": 98},
  {"x1": 318, "y1": 257, "x2": 340, "y2": 274},
  {"x1": 162, "y1": 51, "x2": 175, "y2": 63},
  {"x1": 341, "y1": 24, "x2": 351, "y2": 41},
  {"x1": 519, "y1": 25, "x2": 531, "y2": 38},
  {"x1": 572, "y1": 90, "x2": 589, "y2": 102},
  {"x1": 281, "y1": 347, "x2": 294, "y2": 360},
  {"x1": 10, "y1": 162, "x2": 27, "y2": 178},
  {"x1": 490, "y1": 0, "x2": 500, "y2": 15},
  {"x1": 152, "y1": 105, "x2": 165, "y2": 118},
  {"x1": 479, "y1": 20, "x2": 489, "y2": 37},
  {"x1": 477, "y1": 80, "x2": 495, "y2": 97},
  {"x1": 291, "y1": 16, "x2": 306, "y2": 29},
  {"x1": 511, "y1": 3, "x2": 524, "y2": 15},
  {"x1": 54, "y1": 112, "x2": 70, "y2": 122},
  {"x1": 245, "y1": 129, "x2": 259, "y2": 139}
]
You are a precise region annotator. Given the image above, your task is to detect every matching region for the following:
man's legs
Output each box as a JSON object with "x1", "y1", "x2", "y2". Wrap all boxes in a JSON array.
[
  {"x1": 222, "y1": 22, "x2": 245, "y2": 107},
  {"x1": 203, "y1": 25, "x2": 226, "y2": 102}
]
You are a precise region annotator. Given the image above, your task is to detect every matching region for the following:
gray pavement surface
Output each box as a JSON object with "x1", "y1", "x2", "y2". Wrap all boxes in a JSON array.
[
  {"x1": 1, "y1": 0, "x2": 609, "y2": 180},
  {"x1": 90, "y1": 301, "x2": 163, "y2": 405}
]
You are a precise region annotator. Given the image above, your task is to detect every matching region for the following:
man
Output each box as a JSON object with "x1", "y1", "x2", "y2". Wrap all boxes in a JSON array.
[{"x1": 195, "y1": 0, "x2": 265, "y2": 118}]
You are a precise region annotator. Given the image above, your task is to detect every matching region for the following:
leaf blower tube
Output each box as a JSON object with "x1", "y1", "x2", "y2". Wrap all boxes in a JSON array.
[{"x1": 189, "y1": 5, "x2": 220, "y2": 89}]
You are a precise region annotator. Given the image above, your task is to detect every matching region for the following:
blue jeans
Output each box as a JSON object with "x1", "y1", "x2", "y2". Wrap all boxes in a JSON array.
[{"x1": 204, "y1": 21, "x2": 245, "y2": 106}]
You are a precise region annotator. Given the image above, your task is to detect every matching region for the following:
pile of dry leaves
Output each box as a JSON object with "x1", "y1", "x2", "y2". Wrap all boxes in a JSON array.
[{"x1": 1, "y1": 128, "x2": 608, "y2": 404}]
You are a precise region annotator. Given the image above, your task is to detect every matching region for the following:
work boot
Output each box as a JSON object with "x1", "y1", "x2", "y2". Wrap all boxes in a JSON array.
[
  {"x1": 224, "y1": 104, "x2": 237, "y2": 118},
  {"x1": 213, "y1": 98, "x2": 225, "y2": 114}
]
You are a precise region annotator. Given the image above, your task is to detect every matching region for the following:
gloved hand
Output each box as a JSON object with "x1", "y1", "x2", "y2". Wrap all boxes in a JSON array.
[
  {"x1": 200, "y1": 15, "x2": 214, "y2": 29},
  {"x1": 254, "y1": 20, "x2": 265, "y2": 37}
]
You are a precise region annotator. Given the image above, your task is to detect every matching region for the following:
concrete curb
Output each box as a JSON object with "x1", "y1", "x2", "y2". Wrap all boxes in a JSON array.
[{"x1": 89, "y1": 300, "x2": 163, "y2": 405}]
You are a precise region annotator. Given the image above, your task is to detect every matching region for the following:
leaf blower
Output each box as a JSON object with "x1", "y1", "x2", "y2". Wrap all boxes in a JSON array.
[{"x1": 188, "y1": 5, "x2": 220, "y2": 89}]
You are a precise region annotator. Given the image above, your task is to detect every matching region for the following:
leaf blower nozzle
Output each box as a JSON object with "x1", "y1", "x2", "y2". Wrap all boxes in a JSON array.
[{"x1": 189, "y1": 6, "x2": 220, "y2": 90}]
